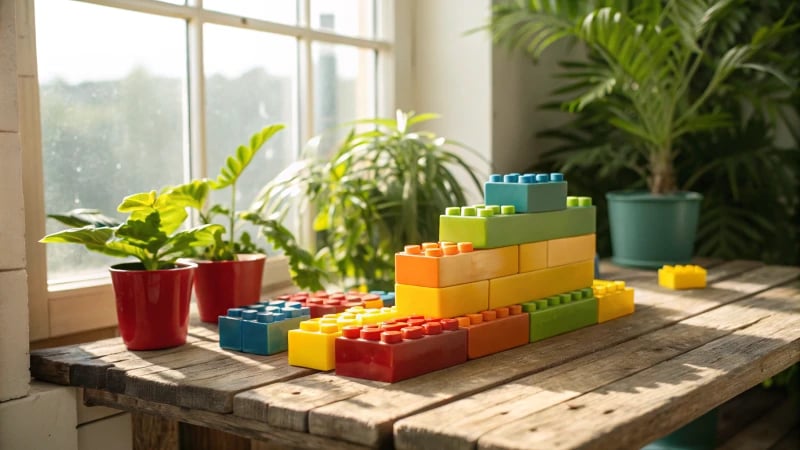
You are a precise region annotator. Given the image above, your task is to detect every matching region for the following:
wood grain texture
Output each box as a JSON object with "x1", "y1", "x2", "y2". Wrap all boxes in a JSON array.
[
  {"x1": 84, "y1": 389, "x2": 370, "y2": 450},
  {"x1": 716, "y1": 399, "x2": 799, "y2": 450},
  {"x1": 393, "y1": 280, "x2": 800, "y2": 449},
  {"x1": 132, "y1": 412, "x2": 179, "y2": 450},
  {"x1": 476, "y1": 282, "x2": 800, "y2": 450},
  {"x1": 305, "y1": 264, "x2": 798, "y2": 447}
]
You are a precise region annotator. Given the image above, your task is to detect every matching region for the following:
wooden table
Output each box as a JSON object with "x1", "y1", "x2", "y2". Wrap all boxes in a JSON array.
[{"x1": 29, "y1": 260, "x2": 800, "y2": 449}]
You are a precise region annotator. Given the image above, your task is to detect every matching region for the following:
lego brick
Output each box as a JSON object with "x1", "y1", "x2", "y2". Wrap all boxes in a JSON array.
[
  {"x1": 547, "y1": 233, "x2": 596, "y2": 268},
  {"x1": 593, "y1": 279, "x2": 635, "y2": 323},
  {"x1": 519, "y1": 241, "x2": 547, "y2": 273},
  {"x1": 335, "y1": 318, "x2": 467, "y2": 382},
  {"x1": 219, "y1": 308, "x2": 245, "y2": 351},
  {"x1": 439, "y1": 197, "x2": 595, "y2": 248},
  {"x1": 395, "y1": 242, "x2": 518, "y2": 288},
  {"x1": 454, "y1": 305, "x2": 529, "y2": 359},
  {"x1": 287, "y1": 318, "x2": 342, "y2": 371},
  {"x1": 658, "y1": 265, "x2": 707, "y2": 290},
  {"x1": 371, "y1": 291, "x2": 396, "y2": 307},
  {"x1": 488, "y1": 259, "x2": 594, "y2": 309},
  {"x1": 221, "y1": 303, "x2": 311, "y2": 355},
  {"x1": 522, "y1": 288, "x2": 598, "y2": 342},
  {"x1": 484, "y1": 173, "x2": 567, "y2": 213},
  {"x1": 395, "y1": 280, "x2": 489, "y2": 318},
  {"x1": 271, "y1": 291, "x2": 377, "y2": 318}
]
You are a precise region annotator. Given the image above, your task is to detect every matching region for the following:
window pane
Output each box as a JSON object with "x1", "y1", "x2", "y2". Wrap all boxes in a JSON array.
[
  {"x1": 311, "y1": 0, "x2": 375, "y2": 38},
  {"x1": 313, "y1": 43, "x2": 376, "y2": 154},
  {"x1": 204, "y1": 0, "x2": 297, "y2": 25},
  {"x1": 36, "y1": 1, "x2": 187, "y2": 282},
  {"x1": 204, "y1": 24, "x2": 298, "y2": 252}
]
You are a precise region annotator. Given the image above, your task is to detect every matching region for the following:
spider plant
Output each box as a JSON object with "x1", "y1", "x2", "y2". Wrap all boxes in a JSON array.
[
  {"x1": 488, "y1": 0, "x2": 796, "y2": 194},
  {"x1": 254, "y1": 110, "x2": 483, "y2": 291}
]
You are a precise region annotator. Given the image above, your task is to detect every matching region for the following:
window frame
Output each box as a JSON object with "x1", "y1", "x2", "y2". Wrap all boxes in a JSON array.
[{"x1": 23, "y1": 0, "x2": 407, "y2": 341}]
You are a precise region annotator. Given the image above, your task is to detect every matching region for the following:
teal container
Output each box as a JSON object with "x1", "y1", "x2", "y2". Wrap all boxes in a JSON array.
[
  {"x1": 642, "y1": 408, "x2": 718, "y2": 450},
  {"x1": 606, "y1": 191, "x2": 703, "y2": 269}
]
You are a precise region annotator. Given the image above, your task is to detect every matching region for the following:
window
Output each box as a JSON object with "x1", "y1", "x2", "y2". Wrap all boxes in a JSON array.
[{"x1": 27, "y1": 0, "x2": 396, "y2": 339}]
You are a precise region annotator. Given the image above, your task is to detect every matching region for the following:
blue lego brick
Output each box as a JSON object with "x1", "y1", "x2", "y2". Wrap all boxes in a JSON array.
[
  {"x1": 369, "y1": 290, "x2": 396, "y2": 307},
  {"x1": 484, "y1": 173, "x2": 567, "y2": 213},
  {"x1": 219, "y1": 307, "x2": 245, "y2": 351},
  {"x1": 439, "y1": 197, "x2": 595, "y2": 248},
  {"x1": 240, "y1": 303, "x2": 311, "y2": 355}
]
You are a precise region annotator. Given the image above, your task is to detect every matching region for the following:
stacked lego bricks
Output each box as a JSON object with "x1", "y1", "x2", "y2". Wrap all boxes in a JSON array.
[
  {"x1": 286, "y1": 172, "x2": 635, "y2": 382},
  {"x1": 218, "y1": 290, "x2": 395, "y2": 356}
]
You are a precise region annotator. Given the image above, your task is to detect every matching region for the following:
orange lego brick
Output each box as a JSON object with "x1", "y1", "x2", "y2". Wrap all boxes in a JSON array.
[
  {"x1": 395, "y1": 242, "x2": 518, "y2": 288},
  {"x1": 488, "y1": 259, "x2": 594, "y2": 309},
  {"x1": 395, "y1": 280, "x2": 489, "y2": 318},
  {"x1": 547, "y1": 233, "x2": 596, "y2": 268},
  {"x1": 658, "y1": 264, "x2": 707, "y2": 289},
  {"x1": 519, "y1": 241, "x2": 547, "y2": 273},
  {"x1": 454, "y1": 305, "x2": 529, "y2": 359},
  {"x1": 592, "y1": 279, "x2": 635, "y2": 323}
]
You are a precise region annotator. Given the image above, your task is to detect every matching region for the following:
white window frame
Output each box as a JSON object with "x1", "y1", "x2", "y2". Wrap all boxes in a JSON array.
[{"x1": 22, "y1": 0, "x2": 412, "y2": 341}]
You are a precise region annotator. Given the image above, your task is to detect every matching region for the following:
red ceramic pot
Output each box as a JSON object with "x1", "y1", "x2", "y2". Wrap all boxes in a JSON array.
[
  {"x1": 109, "y1": 262, "x2": 196, "y2": 351},
  {"x1": 192, "y1": 254, "x2": 266, "y2": 323}
]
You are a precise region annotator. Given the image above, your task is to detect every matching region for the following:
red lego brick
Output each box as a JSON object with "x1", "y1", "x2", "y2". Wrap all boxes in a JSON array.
[
  {"x1": 454, "y1": 305, "x2": 529, "y2": 359},
  {"x1": 335, "y1": 318, "x2": 467, "y2": 382}
]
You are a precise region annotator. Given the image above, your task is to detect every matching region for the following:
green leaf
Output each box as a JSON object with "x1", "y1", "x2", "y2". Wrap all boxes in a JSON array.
[
  {"x1": 47, "y1": 209, "x2": 120, "y2": 228},
  {"x1": 159, "y1": 180, "x2": 210, "y2": 211},
  {"x1": 159, "y1": 224, "x2": 224, "y2": 260},
  {"x1": 211, "y1": 124, "x2": 285, "y2": 189},
  {"x1": 40, "y1": 225, "x2": 131, "y2": 259},
  {"x1": 117, "y1": 191, "x2": 156, "y2": 212},
  {"x1": 115, "y1": 212, "x2": 168, "y2": 254}
]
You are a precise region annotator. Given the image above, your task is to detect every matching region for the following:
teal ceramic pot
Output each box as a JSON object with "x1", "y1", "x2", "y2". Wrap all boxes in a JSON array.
[
  {"x1": 642, "y1": 408, "x2": 718, "y2": 450},
  {"x1": 606, "y1": 191, "x2": 703, "y2": 269}
]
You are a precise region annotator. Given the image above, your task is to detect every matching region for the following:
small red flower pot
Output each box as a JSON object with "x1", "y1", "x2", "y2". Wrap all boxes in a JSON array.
[
  {"x1": 192, "y1": 254, "x2": 266, "y2": 323},
  {"x1": 109, "y1": 262, "x2": 196, "y2": 351}
]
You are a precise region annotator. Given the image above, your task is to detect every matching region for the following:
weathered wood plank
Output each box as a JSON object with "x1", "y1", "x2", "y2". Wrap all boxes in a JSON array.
[
  {"x1": 393, "y1": 282, "x2": 799, "y2": 449},
  {"x1": 132, "y1": 412, "x2": 179, "y2": 450},
  {"x1": 304, "y1": 265, "x2": 799, "y2": 447},
  {"x1": 716, "y1": 399, "x2": 799, "y2": 450},
  {"x1": 234, "y1": 374, "x2": 383, "y2": 432},
  {"x1": 598, "y1": 257, "x2": 728, "y2": 281},
  {"x1": 83, "y1": 389, "x2": 371, "y2": 450},
  {"x1": 476, "y1": 282, "x2": 800, "y2": 450}
]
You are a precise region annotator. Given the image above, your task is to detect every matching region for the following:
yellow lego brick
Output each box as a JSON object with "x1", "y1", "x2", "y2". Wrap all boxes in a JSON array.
[
  {"x1": 547, "y1": 233, "x2": 596, "y2": 268},
  {"x1": 287, "y1": 318, "x2": 341, "y2": 370},
  {"x1": 346, "y1": 306, "x2": 399, "y2": 325},
  {"x1": 395, "y1": 242, "x2": 519, "y2": 287},
  {"x1": 488, "y1": 259, "x2": 594, "y2": 309},
  {"x1": 658, "y1": 264, "x2": 707, "y2": 290},
  {"x1": 592, "y1": 279, "x2": 635, "y2": 323},
  {"x1": 519, "y1": 241, "x2": 547, "y2": 273},
  {"x1": 395, "y1": 280, "x2": 489, "y2": 318}
]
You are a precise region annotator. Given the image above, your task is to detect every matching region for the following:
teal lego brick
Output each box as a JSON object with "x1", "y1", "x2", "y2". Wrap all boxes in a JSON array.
[
  {"x1": 439, "y1": 197, "x2": 595, "y2": 248},
  {"x1": 522, "y1": 288, "x2": 597, "y2": 342},
  {"x1": 484, "y1": 173, "x2": 567, "y2": 213}
]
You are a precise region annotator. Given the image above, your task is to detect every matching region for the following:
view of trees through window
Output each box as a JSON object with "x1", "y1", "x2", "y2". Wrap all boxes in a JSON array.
[{"x1": 36, "y1": 0, "x2": 379, "y2": 283}]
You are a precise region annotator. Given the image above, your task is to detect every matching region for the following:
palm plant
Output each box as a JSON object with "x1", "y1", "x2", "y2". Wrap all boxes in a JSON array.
[
  {"x1": 489, "y1": 0, "x2": 796, "y2": 194},
  {"x1": 254, "y1": 110, "x2": 482, "y2": 291}
]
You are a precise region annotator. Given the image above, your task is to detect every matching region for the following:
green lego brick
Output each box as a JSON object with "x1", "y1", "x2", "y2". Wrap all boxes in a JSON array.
[
  {"x1": 523, "y1": 288, "x2": 597, "y2": 342},
  {"x1": 439, "y1": 198, "x2": 595, "y2": 248},
  {"x1": 484, "y1": 173, "x2": 567, "y2": 213}
]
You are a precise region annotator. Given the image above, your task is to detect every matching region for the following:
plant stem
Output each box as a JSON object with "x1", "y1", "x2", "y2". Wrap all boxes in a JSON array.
[
  {"x1": 230, "y1": 181, "x2": 236, "y2": 259},
  {"x1": 649, "y1": 148, "x2": 677, "y2": 194}
]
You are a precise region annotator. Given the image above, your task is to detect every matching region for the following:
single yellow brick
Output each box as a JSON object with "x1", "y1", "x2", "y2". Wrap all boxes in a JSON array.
[
  {"x1": 287, "y1": 319, "x2": 341, "y2": 370},
  {"x1": 593, "y1": 279, "x2": 635, "y2": 322},
  {"x1": 395, "y1": 280, "x2": 489, "y2": 318},
  {"x1": 489, "y1": 259, "x2": 594, "y2": 309},
  {"x1": 658, "y1": 264, "x2": 707, "y2": 290}
]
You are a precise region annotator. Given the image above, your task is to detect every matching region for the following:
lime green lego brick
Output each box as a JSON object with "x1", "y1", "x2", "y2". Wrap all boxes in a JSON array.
[
  {"x1": 439, "y1": 202, "x2": 596, "y2": 249},
  {"x1": 523, "y1": 290, "x2": 598, "y2": 342},
  {"x1": 484, "y1": 173, "x2": 567, "y2": 213}
]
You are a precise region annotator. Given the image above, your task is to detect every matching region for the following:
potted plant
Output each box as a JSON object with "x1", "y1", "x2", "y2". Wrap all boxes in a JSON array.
[
  {"x1": 488, "y1": 0, "x2": 795, "y2": 267},
  {"x1": 189, "y1": 124, "x2": 329, "y2": 322},
  {"x1": 254, "y1": 110, "x2": 483, "y2": 291},
  {"x1": 40, "y1": 182, "x2": 223, "y2": 350}
]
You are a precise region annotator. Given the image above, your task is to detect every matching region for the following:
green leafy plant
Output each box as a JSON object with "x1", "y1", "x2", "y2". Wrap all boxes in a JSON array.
[
  {"x1": 509, "y1": 1, "x2": 800, "y2": 265},
  {"x1": 488, "y1": 0, "x2": 796, "y2": 194},
  {"x1": 254, "y1": 110, "x2": 483, "y2": 291},
  {"x1": 40, "y1": 181, "x2": 222, "y2": 270}
]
